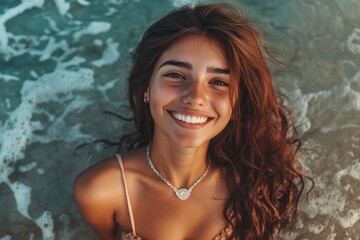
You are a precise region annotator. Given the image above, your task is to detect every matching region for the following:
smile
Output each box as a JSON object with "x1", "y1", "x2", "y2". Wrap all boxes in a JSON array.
[{"x1": 171, "y1": 112, "x2": 208, "y2": 124}]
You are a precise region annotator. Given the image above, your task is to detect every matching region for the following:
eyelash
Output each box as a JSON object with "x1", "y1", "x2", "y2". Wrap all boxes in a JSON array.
[
  {"x1": 164, "y1": 72, "x2": 185, "y2": 79},
  {"x1": 211, "y1": 79, "x2": 229, "y2": 87},
  {"x1": 164, "y1": 72, "x2": 229, "y2": 87}
]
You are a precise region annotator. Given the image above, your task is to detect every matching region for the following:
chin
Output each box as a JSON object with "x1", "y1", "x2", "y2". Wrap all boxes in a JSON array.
[{"x1": 170, "y1": 135, "x2": 210, "y2": 149}]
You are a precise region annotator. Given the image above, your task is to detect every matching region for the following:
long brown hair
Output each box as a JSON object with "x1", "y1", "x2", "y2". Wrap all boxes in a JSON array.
[{"x1": 120, "y1": 3, "x2": 308, "y2": 239}]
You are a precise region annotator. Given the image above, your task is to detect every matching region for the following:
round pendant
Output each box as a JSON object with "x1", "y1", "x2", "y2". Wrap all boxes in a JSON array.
[{"x1": 175, "y1": 188, "x2": 190, "y2": 200}]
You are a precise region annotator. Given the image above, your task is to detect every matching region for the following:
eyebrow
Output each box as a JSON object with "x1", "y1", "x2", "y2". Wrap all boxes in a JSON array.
[{"x1": 159, "y1": 60, "x2": 230, "y2": 74}]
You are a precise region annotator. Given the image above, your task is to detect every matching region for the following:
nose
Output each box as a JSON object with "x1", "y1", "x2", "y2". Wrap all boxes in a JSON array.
[{"x1": 181, "y1": 80, "x2": 207, "y2": 107}]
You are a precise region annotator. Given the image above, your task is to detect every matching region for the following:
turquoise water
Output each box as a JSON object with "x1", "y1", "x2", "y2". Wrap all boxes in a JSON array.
[{"x1": 0, "y1": 0, "x2": 359, "y2": 239}]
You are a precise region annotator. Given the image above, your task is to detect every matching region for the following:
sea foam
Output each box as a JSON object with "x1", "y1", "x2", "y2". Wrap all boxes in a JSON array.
[
  {"x1": 0, "y1": 60, "x2": 95, "y2": 239},
  {"x1": 92, "y1": 38, "x2": 120, "y2": 67},
  {"x1": 171, "y1": 0, "x2": 198, "y2": 7},
  {"x1": 343, "y1": 28, "x2": 360, "y2": 54},
  {"x1": 54, "y1": 0, "x2": 71, "y2": 15},
  {"x1": 73, "y1": 21, "x2": 111, "y2": 41},
  {"x1": 0, "y1": 0, "x2": 45, "y2": 49}
]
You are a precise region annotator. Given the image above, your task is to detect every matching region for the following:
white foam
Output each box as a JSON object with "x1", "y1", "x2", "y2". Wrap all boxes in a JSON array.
[
  {"x1": 0, "y1": 0, "x2": 45, "y2": 49},
  {"x1": 73, "y1": 21, "x2": 111, "y2": 41},
  {"x1": 337, "y1": 71, "x2": 360, "y2": 111},
  {"x1": 0, "y1": 54, "x2": 95, "y2": 239},
  {"x1": 19, "y1": 162, "x2": 37, "y2": 172},
  {"x1": 172, "y1": 0, "x2": 198, "y2": 7},
  {"x1": 96, "y1": 78, "x2": 118, "y2": 102},
  {"x1": 326, "y1": 225, "x2": 336, "y2": 240},
  {"x1": 308, "y1": 221, "x2": 328, "y2": 234},
  {"x1": 0, "y1": 236, "x2": 11, "y2": 240},
  {"x1": 0, "y1": 67, "x2": 94, "y2": 156},
  {"x1": 77, "y1": 0, "x2": 90, "y2": 6},
  {"x1": 54, "y1": 0, "x2": 71, "y2": 15},
  {"x1": 343, "y1": 28, "x2": 360, "y2": 54},
  {"x1": 1, "y1": 33, "x2": 58, "y2": 61},
  {"x1": 301, "y1": 178, "x2": 346, "y2": 219},
  {"x1": 0, "y1": 166, "x2": 14, "y2": 184},
  {"x1": 278, "y1": 231, "x2": 299, "y2": 240},
  {"x1": 93, "y1": 39, "x2": 103, "y2": 46},
  {"x1": 37, "y1": 168, "x2": 45, "y2": 174},
  {"x1": 294, "y1": 217, "x2": 304, "y2": 229},
  {"x1": 43, "y1": 16, "x2": 60, "y2": 32},
  {"x1": 7, "y1": 181, "x2": 32, "y2": 219},
  {"x1": 58, "y1": 56, "x2": 86, "y2": 68},
  {"x1": 337, "y1": 208, "x2": 360, "y2": 228},
  {"x1": 34, "y1": 211, "x2": 54, "y2": 240},
  {"x1": 0, "y1": 73, "x2": 19, "y2": 82},
  {"x1": 20, "y1": 68, "x2": 93, "y2": 102},
  {"x1": 40, "y1": 38, "x2": 68, "y2": 61},
  {"x1": 301, "y1": 160, "x2": 360, "y2": 229},
  {"x1": 0, "y1": 101, "x2": 36, "y2": 165},
  {"x1": 281, "y1": 87, "x2": 332, "y2": 134},
  {"x1": 286, "y1": 69, "x2": 360, "y2": 135},
  {"x1": 335, "y1": 160, "x2": 360, "y2": 183},
  {"x1": 30, "y1": 71, "x2": 39, "y2": 79},
  {"x1": 321, "y1": 123, "x2": 360, "y2": 134},
  {"x1": 5, "y1": 99, "x2": 11, "y2": 109},
  {"x1": 92, "y1": 38, "x2": 120, "y2": 67},
  {"x1": 0, "y1": 57, "x2": 96, "y2": 238}
]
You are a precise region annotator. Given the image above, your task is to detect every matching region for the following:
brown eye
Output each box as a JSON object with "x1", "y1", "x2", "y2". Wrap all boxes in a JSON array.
[
  {"x1": 164, "y1": 72, "x2": 186, "y2": 79},
  {"x1": 211, "y1": 79, "x2": 229, "y2": 86}
]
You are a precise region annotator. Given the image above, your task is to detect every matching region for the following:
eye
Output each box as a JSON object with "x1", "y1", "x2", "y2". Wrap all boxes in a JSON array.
[
  {"x1": 164, "y1": 72, "x2": 186, "y2": 79},
  {"x1": 211, "y1": 79, "x2": 229, "y2": 87}
]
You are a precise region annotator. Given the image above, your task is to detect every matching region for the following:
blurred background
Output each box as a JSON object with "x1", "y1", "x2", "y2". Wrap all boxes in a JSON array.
[{"x1": 0, "y1": 0, "x2": 359, "y2": 239}]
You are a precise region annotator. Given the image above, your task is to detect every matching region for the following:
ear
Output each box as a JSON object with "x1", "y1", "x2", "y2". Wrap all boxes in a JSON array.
[{"x1": 143, "y1": 86, "x2": 150, "y2": 102}]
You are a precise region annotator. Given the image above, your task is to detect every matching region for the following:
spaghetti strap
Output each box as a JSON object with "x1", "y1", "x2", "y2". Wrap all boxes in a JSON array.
[{"x1": 116, "y1": 154, "x2": 137, "y2": 235}]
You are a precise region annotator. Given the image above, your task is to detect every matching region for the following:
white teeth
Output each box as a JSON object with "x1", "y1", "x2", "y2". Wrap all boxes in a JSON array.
[{"x1": 172, "y1": 112, "x2": 208, "y2": 124}]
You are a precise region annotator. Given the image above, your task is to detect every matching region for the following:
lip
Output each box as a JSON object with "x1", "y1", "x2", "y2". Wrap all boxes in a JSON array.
[{"x1": 167, "y1": 110, "x2": 212, "y2": 129}]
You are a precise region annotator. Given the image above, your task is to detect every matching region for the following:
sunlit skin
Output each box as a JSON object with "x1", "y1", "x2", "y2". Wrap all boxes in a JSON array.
[
  {"x1": 146, "y1": 35, "x2": 232, "y2": 186},
  {"x1": 147, "y1": 35, "x2": 232, "y2": 148},
  {"x1": 74, "y1": 35, "x2": 233, "y2": 240}
]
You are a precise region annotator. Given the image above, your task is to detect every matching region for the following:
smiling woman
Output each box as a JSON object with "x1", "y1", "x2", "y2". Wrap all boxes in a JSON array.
[
  {"x1": 73, "y1": 3, "x2": 309, "y2": 240},
  {"x1": 146, "y1": 35, "x2": 232, "y2": 148}
]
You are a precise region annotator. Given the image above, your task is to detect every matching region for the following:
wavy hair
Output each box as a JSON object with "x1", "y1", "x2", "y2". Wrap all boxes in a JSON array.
[{"x1": 119, "y1": 3, "x2": 309, "y2": 239}]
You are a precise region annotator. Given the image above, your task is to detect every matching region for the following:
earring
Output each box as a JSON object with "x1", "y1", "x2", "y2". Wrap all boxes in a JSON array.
[{"x1": 144, "y1": 97, "x2": 149, "y2": 104}]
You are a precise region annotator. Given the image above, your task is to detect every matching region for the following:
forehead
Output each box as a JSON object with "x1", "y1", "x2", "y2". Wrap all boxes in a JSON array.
[{"x1": 155, "y1": 35, "x2": 228, "y2": 69}]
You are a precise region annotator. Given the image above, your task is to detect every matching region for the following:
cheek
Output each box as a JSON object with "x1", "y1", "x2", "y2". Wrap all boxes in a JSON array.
[
  {"x1": 214, "y1": 95, "x2": 232, "y2": 119},
  {"x1": 149, "y1": 84, "x2": 176, "y2": 115},
  {"x1": 150, "y1": 82, "x2": 180, "y2": 103}
]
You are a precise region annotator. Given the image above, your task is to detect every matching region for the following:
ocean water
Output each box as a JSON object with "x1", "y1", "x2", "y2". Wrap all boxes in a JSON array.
[{"x1": 0, "y1": 0, "x2": 359, "y2": 239}]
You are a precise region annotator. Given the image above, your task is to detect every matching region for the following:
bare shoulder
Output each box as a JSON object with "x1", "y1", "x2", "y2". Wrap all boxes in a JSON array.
[
  {"x1": 73, "y1": 156, "x2": 121, "y2": 210},
  {"x1": 72, "y1": 156, "x2": 124, "y2": 238},
  {"x1": 73, "y1": 148, "x2": 147, "y2": 221}
]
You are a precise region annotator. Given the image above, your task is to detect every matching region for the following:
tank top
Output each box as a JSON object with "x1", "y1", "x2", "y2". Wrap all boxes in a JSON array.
[{"x1": 115, "y1": 154, "x2": 232, "y2": 240}]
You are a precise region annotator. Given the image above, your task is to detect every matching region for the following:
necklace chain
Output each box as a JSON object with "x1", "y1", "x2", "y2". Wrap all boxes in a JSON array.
[{"x1": 146, "y1": 143, "x2": 211, "y2": 200}]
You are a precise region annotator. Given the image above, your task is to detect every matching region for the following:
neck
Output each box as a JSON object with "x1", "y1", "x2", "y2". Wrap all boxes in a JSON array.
[{"x1": 148, "y1": 139, "x2": 210, "y2": 188}]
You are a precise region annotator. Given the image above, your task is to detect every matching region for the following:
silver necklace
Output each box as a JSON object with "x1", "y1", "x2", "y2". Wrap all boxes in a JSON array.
[{"x1": 146, "y1": 143, "x2": 211, "y2": 200}]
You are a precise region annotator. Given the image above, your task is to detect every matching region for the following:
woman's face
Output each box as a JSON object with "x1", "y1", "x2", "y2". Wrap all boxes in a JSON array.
[{"x1": 145, "y1": 35, "x2": 233, "y2": 148}]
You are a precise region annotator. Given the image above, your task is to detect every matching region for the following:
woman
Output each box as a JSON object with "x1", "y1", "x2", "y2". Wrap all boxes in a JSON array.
[{"x1": 74, "y1": 3, "x2": 307, "y2": 240}]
